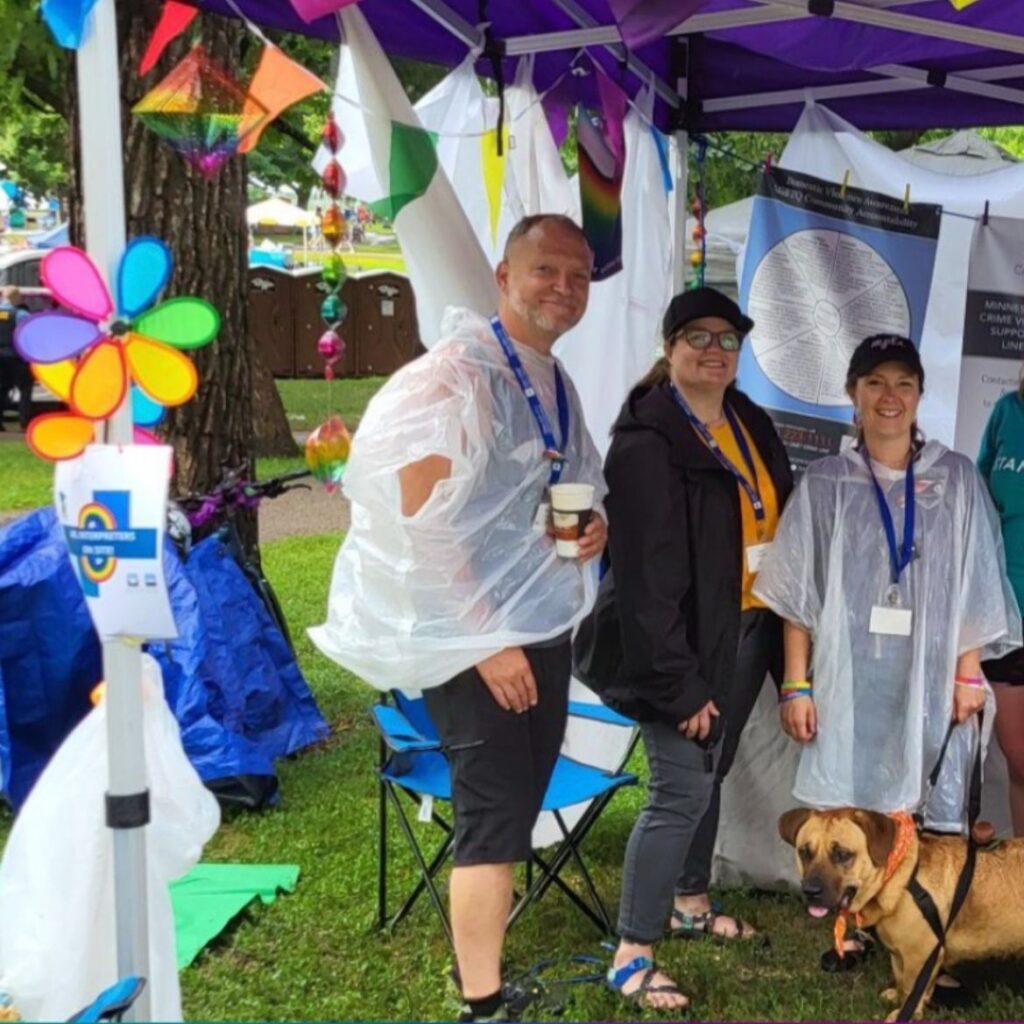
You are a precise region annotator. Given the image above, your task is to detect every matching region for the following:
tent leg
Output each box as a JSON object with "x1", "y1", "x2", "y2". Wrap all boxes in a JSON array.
[{"x1": 78, "y1": 3, "x2": 150, "y2": 1020}]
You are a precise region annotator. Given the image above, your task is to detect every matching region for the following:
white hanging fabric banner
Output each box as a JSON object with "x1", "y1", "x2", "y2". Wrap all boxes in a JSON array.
[{"x1": 777, "y1": 101, "x2": 1024, "y2": 450}]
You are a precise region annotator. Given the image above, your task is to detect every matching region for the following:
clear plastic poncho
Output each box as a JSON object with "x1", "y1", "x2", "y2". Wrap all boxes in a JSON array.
[
  {"x1": 754, "y1": 441, "x2": 1022, "y2": 831},
  {"x1": 309, "y1": 307, "x2": 606, "y2": 692}
]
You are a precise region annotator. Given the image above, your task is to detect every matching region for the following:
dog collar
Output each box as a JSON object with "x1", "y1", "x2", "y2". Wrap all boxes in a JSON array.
[{"x1": 833, "y1": 811, "x2": 917, "y2": 959}]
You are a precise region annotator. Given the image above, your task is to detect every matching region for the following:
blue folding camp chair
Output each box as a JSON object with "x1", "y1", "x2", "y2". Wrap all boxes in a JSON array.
[{"x1": 373, "y1": 692, "x2": 637, "y2": 944}]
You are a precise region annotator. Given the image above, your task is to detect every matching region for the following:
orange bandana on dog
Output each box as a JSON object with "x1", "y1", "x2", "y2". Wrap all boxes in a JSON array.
[{"x1": 834, "y1": 811, "x2": 916, "y2": 958}]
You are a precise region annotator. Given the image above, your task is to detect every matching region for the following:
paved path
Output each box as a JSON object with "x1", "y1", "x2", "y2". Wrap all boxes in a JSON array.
[{"x1": 258, "y1": 482, "x2": 350, "y2": 542}]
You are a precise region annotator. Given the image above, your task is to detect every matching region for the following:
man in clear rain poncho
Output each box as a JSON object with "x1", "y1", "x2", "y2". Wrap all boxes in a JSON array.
[
  {"x1": 310, "y1": 215, "x2": 607, "y2": 1023},
  {"x1": 754, "y1": 336, "x2": 1022, "y2": 841}
]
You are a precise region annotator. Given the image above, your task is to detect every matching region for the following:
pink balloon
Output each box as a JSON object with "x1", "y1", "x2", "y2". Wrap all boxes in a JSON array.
[{"x1": 41, "y1": 246, "x2": 114, "y2": 322}]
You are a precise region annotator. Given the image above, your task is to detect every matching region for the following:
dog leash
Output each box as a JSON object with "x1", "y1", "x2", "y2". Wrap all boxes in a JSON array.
[{"x1": 896, "y1": 711, "x2": 984, "y2": 1022}]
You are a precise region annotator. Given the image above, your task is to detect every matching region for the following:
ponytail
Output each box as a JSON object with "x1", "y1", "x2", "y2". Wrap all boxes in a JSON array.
[{"x1": 636, "y1": 355, "x2": 671, "y2": 390}]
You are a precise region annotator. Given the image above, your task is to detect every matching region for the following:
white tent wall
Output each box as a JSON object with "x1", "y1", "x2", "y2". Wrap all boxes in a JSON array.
[{"x1": 713, "y1": 103, "x2": 1019, "y2": 890}]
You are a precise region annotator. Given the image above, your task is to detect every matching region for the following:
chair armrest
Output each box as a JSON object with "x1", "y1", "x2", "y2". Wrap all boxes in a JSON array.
[
  {"x1": 568, "y1": 700, "x2": 635, "y2": 728},
  {"x1": 371, "y1": 704, "x2": 442, "y2": 753}
]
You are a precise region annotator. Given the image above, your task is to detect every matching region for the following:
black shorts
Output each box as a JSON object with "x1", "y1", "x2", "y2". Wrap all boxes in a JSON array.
[
  {"x1": 423, "y1": 638, "x2": 571, "y2": 866},
  {"x1": 983, "y1": 621, "x2": 1024, "y2": 686}
]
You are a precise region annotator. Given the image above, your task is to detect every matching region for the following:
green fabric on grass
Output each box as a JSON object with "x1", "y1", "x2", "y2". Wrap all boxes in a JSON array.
[{"x1": 172, "y1": 863, "x2": 300, "y2": 969}]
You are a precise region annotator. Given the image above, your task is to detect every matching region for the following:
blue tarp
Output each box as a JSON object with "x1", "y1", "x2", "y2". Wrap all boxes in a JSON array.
[{"x1": 0, "y1": 508, "x2": 329, "y2": 810}]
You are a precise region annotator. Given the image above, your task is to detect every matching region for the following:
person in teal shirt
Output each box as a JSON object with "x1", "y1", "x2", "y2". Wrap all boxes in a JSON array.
[{"x1": 978, "y1": 387, "x2": 1024, "y2": 835}]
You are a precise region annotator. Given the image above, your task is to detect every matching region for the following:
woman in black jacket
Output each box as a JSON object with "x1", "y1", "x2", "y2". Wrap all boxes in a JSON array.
[{"x1": 597, "y1": 287, "x2": 793, "y2": 1011}]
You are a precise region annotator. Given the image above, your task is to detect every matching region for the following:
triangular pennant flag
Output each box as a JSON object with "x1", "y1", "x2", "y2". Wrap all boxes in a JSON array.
[
  {"x1": 606, "y1": 0, "x2": 707, "y2": 49},
  {"x1": 480, "y1": 128, "x2": 508, "y2": 246},
  {"x1": 289, "y1": 0, "x2": 362, "y2": 22},
  {"x1": 948, "y1": 0, "x2": 983, "y2": 7},
  {"x1": 238, "y1": 44, "x2": 326, "y2": 154},
  {"x1": 41, "y1": 0, "x2": 100, "y2": 49},
  {"x1": 140, "y1": 1, "x2": 199, "y2": 76}
]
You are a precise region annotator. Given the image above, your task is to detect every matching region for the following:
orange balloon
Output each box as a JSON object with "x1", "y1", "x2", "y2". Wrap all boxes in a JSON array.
[
  {"x1": 124, "y1": 333, "x2": 198, "y2": 406},
  {"x1": 26, "y1": 413, "x2": 95, "y2": 461},
  {"x1": 70, "y1": 340, "x2": 127, "y2": 419}
]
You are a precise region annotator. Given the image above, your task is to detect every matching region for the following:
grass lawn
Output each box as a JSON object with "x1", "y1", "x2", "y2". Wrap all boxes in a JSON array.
[
  {"x1": 173, "y1": 531, "x2": 1024, "y2": 1021},
  {"x1": 0, "y1": 441, "x2": 53, "y2": 513},
  {"x1": 276, "y1": 376, "x2": 386, "y2": 436}
]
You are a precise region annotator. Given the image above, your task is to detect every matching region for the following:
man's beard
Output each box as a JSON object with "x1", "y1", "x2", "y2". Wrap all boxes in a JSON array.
[{"x1": 509, "y1": 292, "x2": 575, "y2": 336}]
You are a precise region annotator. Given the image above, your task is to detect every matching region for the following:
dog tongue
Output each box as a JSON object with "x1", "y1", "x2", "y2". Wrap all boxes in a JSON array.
[{"x1": 807, "y1": 905, "x2": 830, "y2": 919}]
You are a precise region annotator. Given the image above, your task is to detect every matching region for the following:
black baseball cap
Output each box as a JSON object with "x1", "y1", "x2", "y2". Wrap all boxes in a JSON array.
[
  {"x1": 847, "y1": 334, "x2": 925, "y2": 389},
  {"x1": 662, "y1": 286, "x2": 755, "y2": 341}
]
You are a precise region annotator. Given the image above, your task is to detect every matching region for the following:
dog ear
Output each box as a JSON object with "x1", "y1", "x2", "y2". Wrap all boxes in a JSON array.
[
  {"x1": 853, "y1": 810, "x2": 897, "y2": 868},
  {"x1": 778, "y1": 807, "x2": 812, "y2": 847}
]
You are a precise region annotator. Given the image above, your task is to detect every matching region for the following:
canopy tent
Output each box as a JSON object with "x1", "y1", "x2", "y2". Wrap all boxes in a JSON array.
[
  {"x1": 61, "y1": 3, "x2": 1024, "y2": 1017},
  {"x1": 201, "y1": 0, "x2": 1024, "y2": 134},
  {"x1": 246, "y1": 196, "x2": 317, "y2": 229}
]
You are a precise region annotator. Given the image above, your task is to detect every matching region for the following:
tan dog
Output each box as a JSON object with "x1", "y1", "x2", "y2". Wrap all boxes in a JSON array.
[{"x1": 779, "y1": 807, "x2": 1024, "y2": 1020}]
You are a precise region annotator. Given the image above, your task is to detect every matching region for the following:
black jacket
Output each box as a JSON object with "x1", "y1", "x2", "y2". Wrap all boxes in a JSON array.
[{"x1": 574, "y1": 381, "x2": 794, "y2": 726}]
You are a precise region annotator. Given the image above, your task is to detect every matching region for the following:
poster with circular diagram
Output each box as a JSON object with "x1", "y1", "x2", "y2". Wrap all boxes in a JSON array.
[{"x1": 738, "y1": 167, "x2": 941, "y2": 471}]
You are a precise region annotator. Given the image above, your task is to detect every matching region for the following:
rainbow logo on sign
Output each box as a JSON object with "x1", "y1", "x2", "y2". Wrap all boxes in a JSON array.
[
  {"x1": 77, "y1": 501, "x2": 119, "y2": 586},
  {"x1": 62, "y1": 490, "x2": 158, "y2": 598}
]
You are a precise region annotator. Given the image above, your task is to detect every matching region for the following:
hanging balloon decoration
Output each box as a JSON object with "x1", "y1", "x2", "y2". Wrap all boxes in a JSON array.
[
  {"x1": 305, "y1": 112, "x2": 352, "y2": 492},
  {"x1": 305, "y1": 415, "x2": 352, "y2": 495},
  {"x1": 688, "y1": 136, "x2": 709, "y2": 290},
  {"x1": 317, "y1": 114, "x2": 349, "y2": 382}
]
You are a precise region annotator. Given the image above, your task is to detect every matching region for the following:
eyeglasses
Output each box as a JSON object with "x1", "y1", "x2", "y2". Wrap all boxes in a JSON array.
[{"x1": 673, "y1": 328, "x2": 744, "y2": 352}]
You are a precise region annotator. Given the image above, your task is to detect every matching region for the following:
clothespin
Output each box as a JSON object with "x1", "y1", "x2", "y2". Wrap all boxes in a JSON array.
[
  {"x1": 902, "y1": 183, "x2": 911, "y2": 212},
  {"x1": 840, "y1": 169, "x2": 851, "y2": 199},
  {"x1": 983, "y1": 200, "x2": 990, "y2": 226}
]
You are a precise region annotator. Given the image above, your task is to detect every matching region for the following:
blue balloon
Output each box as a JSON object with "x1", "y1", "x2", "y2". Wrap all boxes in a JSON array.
[
  {"x1": 118, "y1": 236, "x2": 173, "y2": 320},
  {"x1": 40, "y1": 0, "x2": 100, "y2": 49}
]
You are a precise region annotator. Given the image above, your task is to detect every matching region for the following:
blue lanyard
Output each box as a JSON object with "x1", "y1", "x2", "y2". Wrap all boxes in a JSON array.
[
  {"x1": 668, "y1": 382, "x2": 765, "y2": 522},
  {"x1": 863, "y1": 451, "x2": 916, "y2": 585},
  {"x1": 490, "y1": 316, "x2": 569, "y2": 486}
]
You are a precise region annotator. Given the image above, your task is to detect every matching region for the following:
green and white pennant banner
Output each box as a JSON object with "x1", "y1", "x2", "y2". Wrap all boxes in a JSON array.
[{"x1": 314, "y1": 6, "x2": 497, "y2": 346}]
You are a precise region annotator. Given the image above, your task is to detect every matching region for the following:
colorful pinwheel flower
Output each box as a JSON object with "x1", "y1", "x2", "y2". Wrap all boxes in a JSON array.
[{"x1": 14, "y1": 238, "x2": 219, "y2": 461}]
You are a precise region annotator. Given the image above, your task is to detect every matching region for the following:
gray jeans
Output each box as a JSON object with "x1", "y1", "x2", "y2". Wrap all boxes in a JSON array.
[{"x1": 616, "y1": 608, "x2": 776, "y2": 943}]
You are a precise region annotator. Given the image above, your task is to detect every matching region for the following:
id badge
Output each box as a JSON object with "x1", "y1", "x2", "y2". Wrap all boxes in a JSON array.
[
  {"x1": 533, "y1": 499, "x2": 551, "y2": 534},
  {"x1": 746, "y1": 543, "x2": 771, "y2": 574},
  {"x1": 869, "y1": 606, "x2": 913, "y2": 636}
]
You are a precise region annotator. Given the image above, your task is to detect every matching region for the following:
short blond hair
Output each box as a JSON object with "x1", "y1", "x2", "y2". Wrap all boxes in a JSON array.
[{"x1": 1, "y1": 286, "x2": 21, "y2": 304}]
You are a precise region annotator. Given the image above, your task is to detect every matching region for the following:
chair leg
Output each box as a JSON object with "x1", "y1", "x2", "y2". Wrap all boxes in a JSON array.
[
  {"x1": 384, "y1": 783, "x2": 454, "y2": 946},
  {"x1": 377, "y1": 772, "x2": 388, "y2": 931},
  {"x1": 554, "y1": 809, "x2": 613, "y2": 933},
  {"x1": 506, "y1": 794, "x2": 619, "y2": 935},
  {"x1": 391, "y1": 826, "x2": 454, "y2": 928}
]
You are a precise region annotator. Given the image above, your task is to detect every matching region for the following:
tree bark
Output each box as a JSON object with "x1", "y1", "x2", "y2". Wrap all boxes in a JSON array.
[{"x1": 69, "y1": 2, "x2": 297, "y2": 554}]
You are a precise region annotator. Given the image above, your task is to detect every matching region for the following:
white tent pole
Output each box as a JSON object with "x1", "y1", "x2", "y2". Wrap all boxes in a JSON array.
[
  {"x1": 673, "y1": 129, "x2": 688, "y2": 294},
  {"x1": 76, "y1": 2, "x2": 151, "y2": 1020}
]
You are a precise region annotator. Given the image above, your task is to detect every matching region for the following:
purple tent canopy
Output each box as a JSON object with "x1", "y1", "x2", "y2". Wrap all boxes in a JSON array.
[{"x1": 198, "y1": 0, "x2": 1024, "y2": 132}]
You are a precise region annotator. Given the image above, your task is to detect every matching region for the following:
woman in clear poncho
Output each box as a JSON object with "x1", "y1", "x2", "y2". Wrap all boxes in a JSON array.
[{"x1": 754, "y1": 334, "x2": 1021, "y2": 981}]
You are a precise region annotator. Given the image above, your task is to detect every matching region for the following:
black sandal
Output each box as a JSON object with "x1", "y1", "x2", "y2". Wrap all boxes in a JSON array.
[
  {"x1": 820, "y1": 929, "x2": 876, "y2": 972},
  {"x1": 606, "y1": 956, "x2": 690, "y2": 1013}
]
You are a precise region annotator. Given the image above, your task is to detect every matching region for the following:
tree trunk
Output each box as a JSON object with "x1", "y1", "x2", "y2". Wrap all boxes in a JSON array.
[{"x1": 68, "y1": 2, "x2": 297, "y2": 554}]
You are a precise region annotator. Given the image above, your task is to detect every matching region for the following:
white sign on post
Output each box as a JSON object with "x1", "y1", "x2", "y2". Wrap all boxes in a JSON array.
[{"x1": 54, "y1": 444, "x2": 178, "y2": 641}]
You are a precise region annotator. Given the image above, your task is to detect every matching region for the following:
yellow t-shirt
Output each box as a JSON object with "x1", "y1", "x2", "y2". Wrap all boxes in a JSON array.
[{"x1": 708, "y1": 418, "x2": 780, "y2": 611}]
